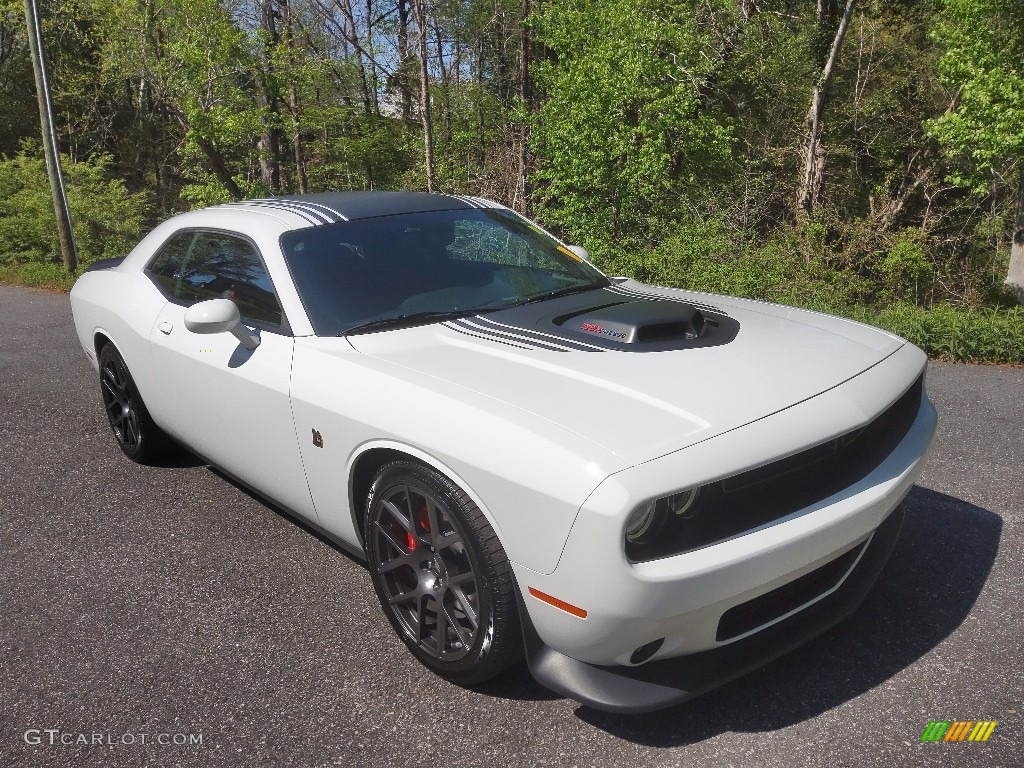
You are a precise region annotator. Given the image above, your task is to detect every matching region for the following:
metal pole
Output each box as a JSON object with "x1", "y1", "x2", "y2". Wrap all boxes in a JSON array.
[{"x1": 23, "y1": 0, "x2": 78, "y2": 272}]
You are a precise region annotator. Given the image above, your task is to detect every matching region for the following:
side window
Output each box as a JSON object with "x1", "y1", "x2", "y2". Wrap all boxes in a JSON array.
[
  {"x1": 146, "y1": 231, "x2": 283, "y2": 329},
  {"x1": 146, "y1": 231, "x2": 196, "y2": 300}
]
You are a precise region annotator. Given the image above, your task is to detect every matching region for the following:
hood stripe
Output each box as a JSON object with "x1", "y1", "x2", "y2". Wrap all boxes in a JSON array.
[
  {"x1": 442, "y1": 322, "x2": 534, "y2": 349},
  {"x1": 606, "y1": 285, "x2": 725, "y2": 315},
  {"x1": 448, "y1": 319, "x2": 577, "y2": 351},
  {"x1": 469, "y1": 316, "x2": 606, "y2": 351}
]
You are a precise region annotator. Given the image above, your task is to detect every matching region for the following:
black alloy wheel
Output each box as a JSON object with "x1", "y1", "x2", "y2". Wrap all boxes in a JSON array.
[
  {"x1": 98, "y1": 343, "x2": 172, "y2": 463},
  {"x1": 364, "y1": 461, "x2": 521, "y2": 684}
]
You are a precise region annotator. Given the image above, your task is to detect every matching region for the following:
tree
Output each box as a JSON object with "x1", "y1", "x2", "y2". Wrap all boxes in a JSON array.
[
  {"x1": 796, "y1": 0, "x2": 855, "y2": 217},
  {"x1": 530, "y1": 0, "x2": 734, "y2": 253},
  {"x1": 0, "y1": 0, "x2": 35, "y2": 155},
  {"x1": 94, "y1": 0, "x2": 270, "y2": 203},
  {"x1": 928, "y1": 0, "x2": 1024, "y2": 303},
  {"x1": 414, "y1": 0, "x2": 436, "y2": 191}
]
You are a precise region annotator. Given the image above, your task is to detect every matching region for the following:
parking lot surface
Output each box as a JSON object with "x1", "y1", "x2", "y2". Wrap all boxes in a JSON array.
[{"x1": 1, "y1": 285, "x2": 1020, "y2": 767}]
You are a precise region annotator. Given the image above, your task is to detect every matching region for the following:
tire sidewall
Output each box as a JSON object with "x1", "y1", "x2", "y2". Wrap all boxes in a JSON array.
[{"x1": 364, "y1": 461, "x2": 502, "y2": 684}]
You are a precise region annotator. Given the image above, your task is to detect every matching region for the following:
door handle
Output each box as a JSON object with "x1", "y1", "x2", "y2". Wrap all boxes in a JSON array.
[{"x1": 158, "y1": 320, "x2": 173, "y2": 335}]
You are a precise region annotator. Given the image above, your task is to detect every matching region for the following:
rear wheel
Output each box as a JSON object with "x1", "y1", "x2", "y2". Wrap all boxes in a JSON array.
[
  {"x1": 98, "y1": 343, "x2": 173, "y2": 463},
  {"x1": 364, "y1": 460, "x2": 522, "y2": 684}
]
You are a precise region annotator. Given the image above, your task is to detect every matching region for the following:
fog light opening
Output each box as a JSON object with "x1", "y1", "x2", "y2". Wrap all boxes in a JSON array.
[{"x1": 629, "y1": 637, "x2": 664, "y2": 665}]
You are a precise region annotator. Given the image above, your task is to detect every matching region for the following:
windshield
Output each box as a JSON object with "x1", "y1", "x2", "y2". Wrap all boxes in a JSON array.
[{"x1": 280, "y1": 207, "x2": 609, "y2": 336}]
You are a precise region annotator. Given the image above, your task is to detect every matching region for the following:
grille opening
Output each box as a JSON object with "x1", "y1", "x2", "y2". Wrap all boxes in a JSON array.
[
  {"x1": 627, "y1": 373, "x2": 924, "y2": 562},
  {"x1": 721, "y1": 436, "x2": 840, "y2": 494},
  {"x1": 716, "y1": 540, "x2": 866, "y2": 642}
]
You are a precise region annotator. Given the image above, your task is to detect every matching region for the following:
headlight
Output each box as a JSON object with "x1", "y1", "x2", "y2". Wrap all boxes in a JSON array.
[
  {"x1": 624, "y1": 500, "x2": 662, "y2": 544},
  {"x1": 624, "y1": 488, "x2": 701, "y2": 546}
]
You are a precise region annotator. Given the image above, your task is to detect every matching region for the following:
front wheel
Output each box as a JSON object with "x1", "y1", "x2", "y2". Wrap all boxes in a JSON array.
[{"x1": 364, "y1": 460, "x2": 522, "y2": 685}]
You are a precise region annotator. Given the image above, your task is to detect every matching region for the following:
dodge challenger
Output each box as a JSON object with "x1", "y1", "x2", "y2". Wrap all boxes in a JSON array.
[{"x1": 69, "y1": 192, "x2": 937, "y2": 713}]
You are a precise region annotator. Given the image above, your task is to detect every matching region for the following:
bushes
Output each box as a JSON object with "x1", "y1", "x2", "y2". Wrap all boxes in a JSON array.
[
  {"x1": 595, "y1": 215, "x2": 1024, "y2": 364},
  {"x1": 0, "y1": 150, "x2": 149, "y2": 271},
  {"x1": 607, "y1": 216, "x2": 873, "y2": 312},
  {"x1": 849, "y1": 304, "x2": 1024, "y2": 364}
]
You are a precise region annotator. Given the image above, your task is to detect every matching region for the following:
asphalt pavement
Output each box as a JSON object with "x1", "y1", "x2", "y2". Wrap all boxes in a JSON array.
[{"x1": 0, "y1": 285, "x2": 1021, "y2": 767}]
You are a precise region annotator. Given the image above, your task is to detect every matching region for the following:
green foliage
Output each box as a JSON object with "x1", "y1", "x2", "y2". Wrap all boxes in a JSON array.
[
  {"x1": 5, "y1": 0, "x2": 1024, "y2": 358},
  {"x1": 878, "y1": 228, "x2": 934, "y2": 302},
  {"x1": 6, "y1": 261, "x2": 79, "y2": 290},
  {"x1": 178, "y1": 176, "x2": 265, "y2": 208},
  {"x1": 0, "y1": 0, "x2": 34, "y2": 156},
  {"x1": 597, "y1": 216, "x2": 874, "y2": 312},
  {"x1": 531, "y1": 0, "x2": 735, "y2": 249},
  {"x1": 927, "y1": 0, "x2": 1024, "y2": 192},
  {"x1": 0, "y1": 150, "x2": 148, "y2": 267},
  {"x1": 849, "y1": 303, "x2": 1024, "y2": 363},
  {"x1": 91, "y1": 0, "x2": 274, "y2": 201}
]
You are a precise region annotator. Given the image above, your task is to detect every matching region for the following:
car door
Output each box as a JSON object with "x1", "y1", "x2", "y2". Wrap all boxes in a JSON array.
[{"x1": 144, "y1": 229, "x2": 320, "y2": 524}]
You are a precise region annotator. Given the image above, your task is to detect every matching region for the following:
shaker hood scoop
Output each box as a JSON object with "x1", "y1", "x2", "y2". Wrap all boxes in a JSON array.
[{"x1": 537, "y1": 295, "x2": 738, "y2": 351}]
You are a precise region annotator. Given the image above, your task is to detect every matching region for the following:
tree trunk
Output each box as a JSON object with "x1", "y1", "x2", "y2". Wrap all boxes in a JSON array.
[
  {"x1": 1007, "y1": 165, "x2": 1024, "y2": 304},
  {"x1": 365, "y1": 0, "x2": 379, "y2": 115},
  {"x1": 414, "y1": 0, "x2": 437, "y2": 192},
  {"x1": 282, "y1": 0, "x2": 307, "y2": 194},
  {"x1": 288, "y1": 82, "x2": 308, "y2": 194},
  {"x1": 195, "y1": 134, "x2": 244, "y2": 199},
  {"x1": 23, "y1": 0, "x2": 77, "y2": 271},
  {"x1": 514, "y1": 0, "x2": 531, "y2": 215},
  {"x1": 797, "y1": 0, "x2": 855, "y2": 218},
  {"x1": 339, "y1": 0, "x2": 373, "y2": 115},
  {"x1": 398, "y1": 0, "x2": 412, "y2": 121},
  {"x1": 257, "y1": 0, "x2": 282, "y2": 194},
  {"x1": 434, "y1": 20, "x2": 451, "y2": 143}
]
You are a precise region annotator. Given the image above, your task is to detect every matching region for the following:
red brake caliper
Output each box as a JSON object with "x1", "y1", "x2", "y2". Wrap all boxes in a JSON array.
[{"x1": 408, "y1": 504, "x2": 431, "y2": 551}]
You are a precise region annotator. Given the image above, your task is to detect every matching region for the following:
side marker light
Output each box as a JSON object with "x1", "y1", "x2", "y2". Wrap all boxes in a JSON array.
[{"x1": 528, "y1": 587, "x2": 587, "y2": 619}]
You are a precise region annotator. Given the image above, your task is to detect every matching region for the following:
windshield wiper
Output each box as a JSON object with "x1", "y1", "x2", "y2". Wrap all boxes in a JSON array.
[
  {"x1": 341, "y1": 308, "x2": 493, "y2": 336},
  {"x1": 518, "y1": 283, "x2": 605, "y2": 306}
]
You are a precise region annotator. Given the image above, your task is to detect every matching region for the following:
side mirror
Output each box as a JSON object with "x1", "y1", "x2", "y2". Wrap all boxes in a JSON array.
[
  {"x1": 567, "y1": 245, "x2": 590, "y2": 262},
  {"x1": 184, "y1": 299, "x2": 260, "y2": 350}
]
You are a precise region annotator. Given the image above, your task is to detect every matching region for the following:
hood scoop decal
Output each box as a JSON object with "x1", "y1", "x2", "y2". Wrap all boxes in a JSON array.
[
  {"x1": 444, "y1": 290, "x2": 740, "y2": 353},
  {"x1": 550, "y1": 298, "x2": 739, "y2": 351}
]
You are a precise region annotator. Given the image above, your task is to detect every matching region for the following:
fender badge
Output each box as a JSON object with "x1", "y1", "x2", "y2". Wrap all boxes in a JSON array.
[{"x1": 312, "y1": 429, "x2": 323, "y2": 448}]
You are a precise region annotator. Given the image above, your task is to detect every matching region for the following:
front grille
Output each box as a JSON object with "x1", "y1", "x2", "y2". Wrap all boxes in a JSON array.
[
  {"x1": 716, "y1": 539, "x2": 867, "y2": 642},
  {"x1": 627, "y1": 373, "x2": 924, "y2": 562}
]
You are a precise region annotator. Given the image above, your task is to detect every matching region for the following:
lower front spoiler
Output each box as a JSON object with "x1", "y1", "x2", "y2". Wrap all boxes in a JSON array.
[{"x1": 523, "y1": 503, "x2": 905, "y2": 714}]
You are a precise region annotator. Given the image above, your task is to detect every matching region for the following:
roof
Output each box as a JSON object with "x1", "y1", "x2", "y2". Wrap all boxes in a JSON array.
[{"x1": 216, "y1": 191, "x2": 503, "y2": 226}]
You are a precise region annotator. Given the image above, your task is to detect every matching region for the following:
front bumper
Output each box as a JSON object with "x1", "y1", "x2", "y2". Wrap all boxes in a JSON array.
[
  {"x1": 522, "y1": 503, "x2": 904, "y2": 713},
  {"x1": 512, "y1": 344, "x2": 937, "y2": 712}
]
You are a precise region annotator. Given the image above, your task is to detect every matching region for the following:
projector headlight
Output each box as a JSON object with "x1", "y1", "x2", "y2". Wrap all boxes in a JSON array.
[{"x1": 624, "y1": 488, "x2": 701, "y2": 546}]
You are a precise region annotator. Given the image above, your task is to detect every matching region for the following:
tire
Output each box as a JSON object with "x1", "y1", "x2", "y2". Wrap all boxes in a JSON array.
[
  {"x1": 364, "y1": 460, "x2": 522, "y2": 685},
  {"x1": 98, "y1": 343, "x2": 174, "y2": 463}
]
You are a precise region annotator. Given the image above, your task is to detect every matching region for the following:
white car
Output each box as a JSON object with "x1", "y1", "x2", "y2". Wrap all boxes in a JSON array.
[{"x1": 70, "y1": 192, "x2": 937, "y2": 713}]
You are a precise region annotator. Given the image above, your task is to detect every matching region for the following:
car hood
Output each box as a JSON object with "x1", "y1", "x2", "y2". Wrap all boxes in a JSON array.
[{"x1": 345, "y1": 282, "x2": 904, "y2": 465}]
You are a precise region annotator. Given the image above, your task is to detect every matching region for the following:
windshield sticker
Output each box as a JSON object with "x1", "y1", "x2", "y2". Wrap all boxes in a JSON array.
[{"x1": 557, "y1": 244, "x2": 583, "y2": 262}]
